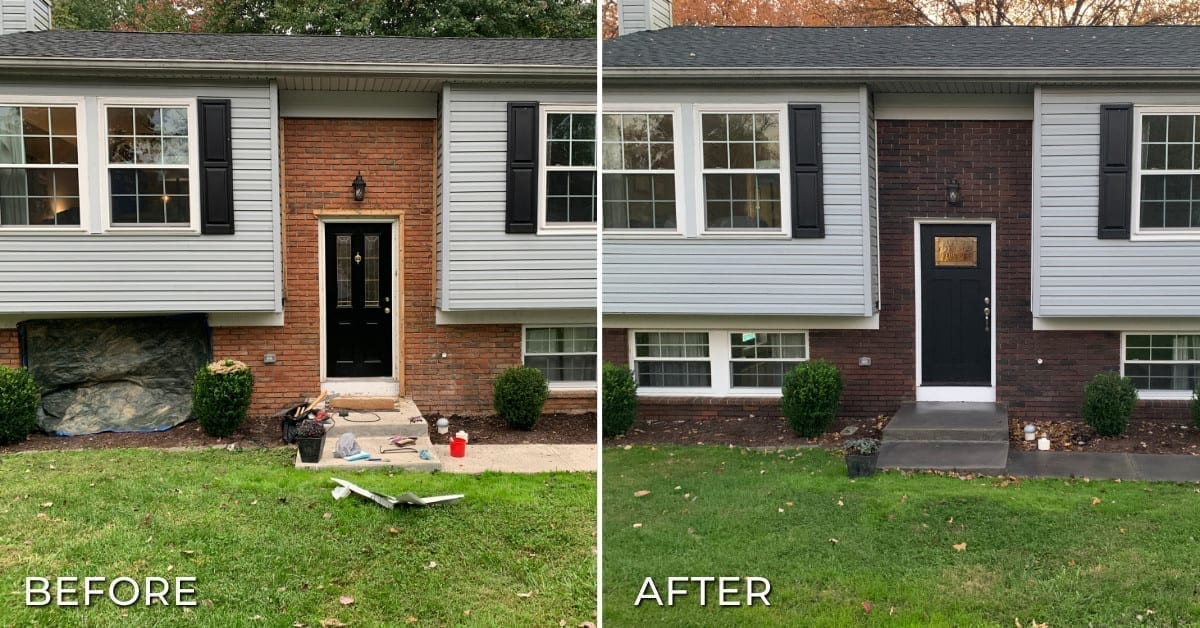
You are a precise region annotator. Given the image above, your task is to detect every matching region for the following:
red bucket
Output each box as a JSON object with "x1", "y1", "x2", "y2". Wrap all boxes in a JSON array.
[{"x1": 450, "y1": 437, "x2": 466, "y2": 458}]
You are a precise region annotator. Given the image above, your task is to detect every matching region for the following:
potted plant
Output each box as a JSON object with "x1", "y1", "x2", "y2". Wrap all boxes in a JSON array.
[
  {"x1": 295, "y1": 419, "x2": 327, "y2": 463},
  {"x1": 843, "y1": 438, "x2": 880, "y2": 478}
]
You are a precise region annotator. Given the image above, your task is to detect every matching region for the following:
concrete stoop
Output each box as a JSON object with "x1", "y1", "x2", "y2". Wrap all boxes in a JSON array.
[
  {"x1": 878, "y1": 401, "x2": 1009, "y2": 473},
  {"x1": 294, "y1": 399, "x2": 441, "y2": 472}
]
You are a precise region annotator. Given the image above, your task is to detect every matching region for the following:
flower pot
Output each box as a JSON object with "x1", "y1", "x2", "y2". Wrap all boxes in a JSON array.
[
  {"x1": 845, "y1": 453, "x2": 878, "y2": 478},
  {"x1": 297, "y1": 433, "x2": 326, "y2": 463}
]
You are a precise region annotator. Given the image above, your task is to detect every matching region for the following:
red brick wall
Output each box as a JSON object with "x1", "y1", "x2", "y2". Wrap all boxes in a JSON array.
[
  {"x1": 213, "y1": 118, "x2": 593, "y2": 417},
  {"x1": 0, "y1": 328, "x2": 19, "y2": 368}
]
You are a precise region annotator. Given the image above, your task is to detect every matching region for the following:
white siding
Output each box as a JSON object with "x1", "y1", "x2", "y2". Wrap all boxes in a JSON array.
[
  {"x1": 439, "y1": 84, "x2": 596, "y2": 311},
  {"x1": 602, "y1": 87, "x2": 872, "y2": 316},
  {"x1": 867, "y1": 92, "x2": 880, "y2": 312},
  {"x1": 0, "y1": 0, "x2": 47, "y2": 33},
  {"x1": 0, "y1": 81, "x2": 280, "y2": 314},
  {"x1": 1035, "y1": 87, "x2": 1200, "y2": 317},
  {"x1": 619, "y1": 0, "x2": 671, "y2": 35}
]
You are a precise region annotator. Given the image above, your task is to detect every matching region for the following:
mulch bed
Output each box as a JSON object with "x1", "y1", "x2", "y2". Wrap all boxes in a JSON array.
[
  {"x1": 607, "y1": 414, "x2": 890, "y2": 449},
  {"x1": 1010, "y1": 418, "x2": 1200, "y2": 455},
  {"x1": 426, "y1": 412, "x2": 596, "y2": 445}
]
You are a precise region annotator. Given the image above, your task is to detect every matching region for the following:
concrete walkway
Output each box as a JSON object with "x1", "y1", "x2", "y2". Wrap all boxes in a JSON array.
[
  {"x1": 1007, "y1": 451, "x2": 1200, "y2": 482},
  {"x1": 433, "y1": 443, "x2": 596, "y2": 474}
]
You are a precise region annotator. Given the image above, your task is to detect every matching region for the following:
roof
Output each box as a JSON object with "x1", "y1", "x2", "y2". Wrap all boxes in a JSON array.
[
  {"x1": 604, "y1": 25, "x2": 1200, "y2": 77},
  {"x1": 0, "y1": 30, "x2": 594, "y2": 72}
]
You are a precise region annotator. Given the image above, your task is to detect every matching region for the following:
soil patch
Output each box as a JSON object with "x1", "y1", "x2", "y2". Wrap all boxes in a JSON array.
[
  {"x1": 606, "y1": 414, "x2": 889, "y2": 449},
  {"x1": 427, "y1": 412, "x2": 595, "y2": 445},
  {"x1": 1010, "y1": 418, "x2": 1200, "y2": 455}
]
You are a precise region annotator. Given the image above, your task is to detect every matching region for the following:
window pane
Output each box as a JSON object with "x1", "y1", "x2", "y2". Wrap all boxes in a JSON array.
[
  {"x1": 523, "y1": 327, "x2": 597, "y2": 383},
  {"x1": 364, "y1": 235, "x2": 380, "y2": 308},
  {"x1": 50, "y1": 107, "x2": 75, "y2": 136},
  {"x1": 336, "y1": 235, "x2": 352, "y2": 308},
  {"x1": 636, "y1": 361, "x2": 711, "y2": 388},
  {"x1": 107, "y1": 108, "x2": 133, "y2": 135},
  {"x1": 1143, "y1": 115, "x2": 1167, "y2": 142},
  {"x1": 22, "y1": 107, "x2": 48, "y2": 135}
]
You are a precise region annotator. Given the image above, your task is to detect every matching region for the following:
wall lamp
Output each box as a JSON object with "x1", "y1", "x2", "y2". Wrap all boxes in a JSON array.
[
  {"x1": 352, "y1": 172, "x2": 366, "y2": 202},
  {"x1": 947, "y1": 178, "x2": 962, "y2": 206}
]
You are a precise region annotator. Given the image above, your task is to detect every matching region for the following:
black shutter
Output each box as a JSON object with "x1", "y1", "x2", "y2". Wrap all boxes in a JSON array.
[
  {"x1": 505, "y1": 101, "x2": 539, "y2": 234},
  {"x1": 788, "y1": 104, "x2": 824, "y2": 238},
  {"x1": 198, "y1": 98, "x2": 234, "y2": 235},
  {"x1": 1098, "y1": 103, "x2": 1133, "y2": 239}
]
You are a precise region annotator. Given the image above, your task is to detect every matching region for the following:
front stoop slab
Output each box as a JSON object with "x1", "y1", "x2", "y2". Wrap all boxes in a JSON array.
[
  {"x1": 324, "y1": 403, "x2": 427, "y2": 439},
  {"x1": 295, "y1": 434, "x2": 441, "y2": 472},
  {"x1": 884, "y1": 401, "x2": 1009, "y2": 442},
  {"x1": 878, "y1": 441, "x2": 1009, "y2": 473},
  {"x1": 1007, "y1": 451, "x2": 1200, "y2": 482}
]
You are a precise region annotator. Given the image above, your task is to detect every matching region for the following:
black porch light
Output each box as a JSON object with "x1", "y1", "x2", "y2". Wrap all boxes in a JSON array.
[
  {"x1": 947, "y1": 178, "x2": 962, "y2": 206},
  {"x1": 352, "y1": 172, "x2": 366, "y2": 202}
]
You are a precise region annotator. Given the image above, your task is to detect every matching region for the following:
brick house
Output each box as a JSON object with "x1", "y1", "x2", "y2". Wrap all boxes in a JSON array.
[
  {"x1": 0, "y1": 5, "x2": 597, "y2": 425},
  {"x1": 604, "y1": 8, "x2": 1200, "y2": 424}
]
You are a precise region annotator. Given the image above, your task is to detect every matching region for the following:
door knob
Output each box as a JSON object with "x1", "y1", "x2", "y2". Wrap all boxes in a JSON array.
[{"x1": 384, "y1": 307, "x2": 391, "y2": 314}]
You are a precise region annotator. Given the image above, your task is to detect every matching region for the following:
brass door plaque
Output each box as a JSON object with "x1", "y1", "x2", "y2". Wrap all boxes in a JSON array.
[{"x1": 933, "y1": 236, "x2": 978, "y2": 267}]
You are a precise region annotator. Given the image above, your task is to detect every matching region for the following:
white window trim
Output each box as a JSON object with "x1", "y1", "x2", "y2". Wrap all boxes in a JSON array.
[
  {"x1": 98, "y1": 97, "x2": 202, "y2": 235},
  {"x1": 537, "y1": 105, "x2": 596, "y2": 236},
  {"x1": 600, "y1": 105, "x2": 685, "y2": 237},
  {"x1": 522, "y1": 324, "x2": 598, "y2": 391},
  {"x1": 629, "y1": 329, "x2": 809, "y2": 396},
  {"x1": 0, "y1": 96, "x2": 89, "y2": 234},
  {"x1": 1120, "y1": 331, "x2": 1200, "y2": 400},
  {"x1": 1130, "y1": 106, "x2": 1200, "y2": 241},
  {"x1": 693, "y1": 104, "x2": 791, "y2": 238}
]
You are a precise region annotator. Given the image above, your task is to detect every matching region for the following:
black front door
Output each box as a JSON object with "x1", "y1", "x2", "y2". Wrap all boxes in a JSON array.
[
  {"x1": 325, "y1": 223, "x2": 392, "y2": 378},
  {"x1": 920, "y1": 224, "x2": 991, "y2": 385}
]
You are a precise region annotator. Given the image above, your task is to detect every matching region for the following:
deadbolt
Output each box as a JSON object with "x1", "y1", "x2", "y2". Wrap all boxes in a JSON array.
[
  {"x1": 354, "y1": 252, "x2": 362, "y2": 264},
  {"x1": 983, "y1": 297, "x2": 990, "y2": 305},
  {"x1": 385, "y1": 296, "x2": 390, "y2": 303}
]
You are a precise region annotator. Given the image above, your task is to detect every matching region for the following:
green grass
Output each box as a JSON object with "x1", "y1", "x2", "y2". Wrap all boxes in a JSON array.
[
  {"x1": 604, "y1": 446, "x2": 1200, "y2": 627},
  {"x1": 0, "y1": 448, "x2": 595, "y2": 626}
]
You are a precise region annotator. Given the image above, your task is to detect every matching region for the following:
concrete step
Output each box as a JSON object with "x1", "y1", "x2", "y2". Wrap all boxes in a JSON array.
[
  {"x1": 877, "y1": 441, "x2": 1009, "y2": 473},
  {"x1": 296, "y1": 434, "x2": 441, "y2": 472},
  {"x1": 324, "y1": 398, "x2": 427, "y2": 439},
  {"x1": 883, "y1": 401, "x2": 1008, "y2": 442},
  {"x1": 328, "y1": 396, "x2": 398, "y2": 411}
]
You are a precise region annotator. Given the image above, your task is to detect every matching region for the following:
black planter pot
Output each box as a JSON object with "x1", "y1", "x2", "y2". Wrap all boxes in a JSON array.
[
  {"x1": 845, "y1": 453, "x2": 878, "y2": 478},
  {"x1": 297, "y1": 433, "x2": 326, "y2": 463}
]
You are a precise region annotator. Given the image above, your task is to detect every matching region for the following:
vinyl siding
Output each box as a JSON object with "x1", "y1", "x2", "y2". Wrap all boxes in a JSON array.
[
  {"x1": 1035, "y1": 87, "x2": 1200, "y2": 317},
  {"x1": 26, "y1": 0, "x2": 48, "y2": 30},
  {"x1": 602, "y1": 87, "x2": 871, "y2": 316},
  {"x1": 618, "y1": 0, "x2": 648, "y2": 35},
  {"x1": 439, "y1": 84, "x2": 596, "y2": 311},
  {"x1": 867, "y1": 92, "x2": 880, "y2": 312},
  {"x1": 0, "y1": 81, "x2": 280, "y2": 314}
]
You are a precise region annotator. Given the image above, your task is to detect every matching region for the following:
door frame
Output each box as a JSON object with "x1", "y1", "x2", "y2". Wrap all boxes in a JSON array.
[
  {"x1": 913, "y1": 218, "x2": 997, "y2": 402},
  {"x1": 317, "y1": 216, "x2": 401, "y2": 396}
]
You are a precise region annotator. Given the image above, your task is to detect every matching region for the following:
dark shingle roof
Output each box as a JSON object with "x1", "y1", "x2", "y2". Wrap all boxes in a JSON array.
[
  {"x1": 0, "y1": 30, "x2": 594, "y2": 67},
  {"x1": 605, "y1": 25, "x2": 1200, "y2": 69}
]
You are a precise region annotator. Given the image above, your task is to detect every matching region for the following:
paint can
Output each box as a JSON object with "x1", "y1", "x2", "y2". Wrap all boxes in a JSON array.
[{"x1": 450, "y1": 437, "x2": 466, "y2": 458}]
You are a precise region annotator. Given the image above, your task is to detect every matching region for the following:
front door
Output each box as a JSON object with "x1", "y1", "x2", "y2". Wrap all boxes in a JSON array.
[
  {"x1": 325, "y1": 223, "x2": 392, "y2": 378},
  {"x1": 920, "y1": 224, "x2": 991, "y2": 386}
]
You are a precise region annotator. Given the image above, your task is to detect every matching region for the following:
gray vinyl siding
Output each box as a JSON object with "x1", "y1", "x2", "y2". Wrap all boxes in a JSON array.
[
  {"x1": 1, "y1": 0, "x2": 47, "y2": 33},
  {"x1": 1035, "y1": 87, "x2": 1200, "y2": 317},
  {"x1": 439, "y1": 84, "x2": 596, "y2": 311},
  {"x1": 619, "y1": 0, "x2": 670, "y2": 35},
  {"x1": 602, "y1": 87, "x2": 872, "y2": 316},
  {"x1": 867, "y1": 93, "x2": 879, "y2": 312},
  {"x1": 0, "y1": 81, "x2": 280, "y2": 314}
]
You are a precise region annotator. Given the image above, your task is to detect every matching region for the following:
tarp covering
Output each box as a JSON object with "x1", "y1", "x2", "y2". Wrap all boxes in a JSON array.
[{"x1": 20, "y1": 315, "x2": 210, "y2": 435}]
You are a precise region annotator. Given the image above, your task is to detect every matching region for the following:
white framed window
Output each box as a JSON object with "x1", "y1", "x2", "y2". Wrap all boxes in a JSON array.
[
  {"x1": 1133, "y1": 108, "x2": 1200, "y2": 238},
  {"x1": 631, "y1": 329, "x2": 809, "y2": 395},
  {"x1": 696, "y1": 108, "x2": 788, "y2": 235},
  {"x1": 100, "y1": 99, "x2": 200, "y2": 232},
  {"x1": 523, "y1": 325, "x2": 597, "y2": 387},
  {"x1": 539, "y1": 107, "x2": 596, "y2": 232},
  {"x1": 601, "y1": 110, "x2": 681, "y2": 232},
  {"x1": 1121, "y1": 332, "x2": 1200, "y2": 399},
  {"x1": 0, "y1": 100, "x2": 86, "y2": 230}
]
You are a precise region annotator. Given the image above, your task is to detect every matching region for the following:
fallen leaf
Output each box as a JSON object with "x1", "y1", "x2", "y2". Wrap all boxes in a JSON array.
[
  {"x1": 201, "y1": 600, "x2": 214, "y2": 608},
  {"x1": 785, "y1": 501, "x2": 794, "y2": 507},
  {"x1": 559, "y1": 621, "x2": 567, "y2": 627},
  {"x1": 778, "y1": 508, "x2": 784, "y2": 513},
  {"x1": 277, "y1": 587, "x2": 287, "y2": 592},
  {"x1": 633, "y1": 490, "x2": 650, "y2": 497},
  {"x1": 863, "y1": 600, "x2": 872, "y2": 614},
  {"x1": 953, "y1": 542, "x2": 967, "y2": 552},
  {"x1": 579, "y1": 623, "x2": 596, "y2": 628},
  {"x1": 320, "y1": 620, "x2": 347, "y2": 628},
  {"x1": 424, "y1": 561, "x2": 438, "y2": 570},
  {"x1": 623, "y1": 445, "x2": 632, "y2": 450},
  {"x1": 463, "y1": 611, "x2": 471, "y2": 617},
  {"x1": 406, "y1": 617, "x2": 417, "y2": 624},
  {"x1": 517, "y1": 592, "x2": 533, "y2": 598},
  {"x1": 40, "y1": 502, "x2": 52, "y2": 508},
  {"x1": 1091, "y1": 497, "x2": 1101, "y2": 506},
  {"x1": 323, "y1": 512, "x2": 333, "y2": 519},
  {"x1": 389, "y1": 528, "x2": 398, "y2": 535},
  {"x1": 890, "y1": 607, "x2": 895, "y2": 616},
  {"x1": 829, "y1": 538, "x2": 839, "y2": 545},
  {"x1": 182, "y1": 550, "x2": 195, "y2": 556},
  {"x1": 339, "y1": 596, "x2": 354, "y2": 606},
  {"x1": 900, "y1": 495, "x2": 908, "y2": 505},
  {"x1": 632, "y1": 523, "x2": 642, "y2": 528},
  {"x1": 837, "y1": 500, "x2": 844, "y2": 507}
]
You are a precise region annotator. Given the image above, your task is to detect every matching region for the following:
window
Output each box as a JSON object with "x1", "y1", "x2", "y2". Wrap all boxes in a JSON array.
[
  {"x1": 1136, "y1": 112, "x2": 1200, "y2": 231},
  {"x1": 633, "y1": 331, "x2": 711, "y2": 388},
  {"x1": 104, "y1": 104, "x2": 194, "y2": 227},
  {"x1": 542, "y1": 110, "x2": 596, "y2": 228},
  {"x1": 729, "y1": 332, "x2": 808, "y2": 388},
  {"x1": 524, "y1": 326, "x2": 597, "y2": 385},
  {"x1": 602, "y1": 112, "x2": 677, "y2": 230},
  {"x1": 0, "y1": 104, "x2": 81, "y2": 227},
  {"x1": 1123, "y1": 333, "x2": 1200, "y2": 397},
  {"x1": 700, "y1": 112, "x2": 782, "y2": 231}
]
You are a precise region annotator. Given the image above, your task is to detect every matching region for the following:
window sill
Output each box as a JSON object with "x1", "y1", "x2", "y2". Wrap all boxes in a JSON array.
[
  {"x1": 548, "y1": 385, "x2": 597, "y2": 395},
  {"x1": 103, "y1": 226, "x2": 202, "y2": 236},
  {"x1": 536, "y1": 226, "x2": 596, "y2": 237},
  {"x1": 0, "y1": 226, "x2": 88, "y2": 234},
  {"x1": 602, "y1": 230, "x2": 684, "y2": 238},
  {"x1": 1129, "y1": 229, "x2": 1200, "y2": 242},
  {"x1": 635, "y1": 388, "x2": 782, "y2": 397},
  {"x1": 698, "y1": 230, "x2": 791, "y2": 239},
  {"x1": 1135, "y1": 390, "x2": 1195, "y2": 401}
]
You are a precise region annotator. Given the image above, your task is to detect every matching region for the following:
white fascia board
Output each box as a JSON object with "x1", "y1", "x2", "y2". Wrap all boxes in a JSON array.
[{"x1": 603, "y1": 314, "x2": 880, "y2": 330}]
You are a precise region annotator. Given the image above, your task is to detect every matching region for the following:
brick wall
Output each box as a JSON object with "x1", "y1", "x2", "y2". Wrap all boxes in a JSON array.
[
  {"x1": 214, "y1": 118, "x2": 593, "y2": 417},
  {"x1": 0, "y1": 328, "x2": 19, "y2": 368}
]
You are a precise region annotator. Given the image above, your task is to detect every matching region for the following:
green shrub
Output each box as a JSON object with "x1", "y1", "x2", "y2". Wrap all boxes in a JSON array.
[
  {"x1": 493, "y1": 366, "x2": 549, "y2": 430},
  {"x1": 0, "y1": 365, "x2": 40, "y2": 445},
  {"x1": 1191, "y1": 384, "x2": 1200, "y2": 430},
  {"x1": 602, "y1": 362, "x2": 637, "y2": 438},
  {"x1": 192, "y1": 359, "x2": 255, "y2": 437},
  {"x1": 1081, "y1": 371, "x2": 1138, "y2": 437},
  {"x1": 782, "y1": 359, "x2": 843, "y2": 437}
]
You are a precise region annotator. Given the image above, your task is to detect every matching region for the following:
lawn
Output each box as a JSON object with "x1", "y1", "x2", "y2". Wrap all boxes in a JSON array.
[
  {"x1": 604, "y1": 445, "x2": 1200, "y2": 627},
  {"x1": 0, "y1": 447, "x2": 595, "y2": 626}
]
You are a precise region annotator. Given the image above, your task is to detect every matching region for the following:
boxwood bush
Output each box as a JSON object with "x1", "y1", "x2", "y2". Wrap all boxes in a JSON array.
[
  {"x1": 782, "y1": 359, "x2": 843, "y2": 437},
  {"x1": 1081, "y1": 371, "x2": 1138, "y2": 437},
  {"x1": 0, "y1": 365, "x2": 40, "y2": 445},
  {"x1": 193, "y1": 359, "x2": 255, "y2": 437},
  {"x1": 493, "y1": 366, "x2": 549, "y2": 430},
  {"x1": 602, "y1": 362, "x2": 637, "y2": 438}
]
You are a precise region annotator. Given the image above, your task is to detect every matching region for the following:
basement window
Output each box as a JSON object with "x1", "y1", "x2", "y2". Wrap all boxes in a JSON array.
[
  {"x1": 523, "y1": 326, "x2": 597, "y2": 387},
  {"x1": 1122, "y1": 333, "x2": 1200, "y2": 399}
]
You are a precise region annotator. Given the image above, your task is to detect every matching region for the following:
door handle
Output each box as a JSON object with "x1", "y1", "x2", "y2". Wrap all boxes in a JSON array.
[
  {"x1": 384, "y1": 307, "x2": 391, "y2": 314},
  {"x1": 983, "y1": 307, "x2": 991, "y2": 332}
]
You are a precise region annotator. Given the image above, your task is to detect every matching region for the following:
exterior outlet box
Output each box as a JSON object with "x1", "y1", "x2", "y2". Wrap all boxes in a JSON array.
[
  {"x1": 263, "y1": 353, "x2": 277, "y2": 364},
  {"x1": 858, "y1": 356, "x2": 872, "y2": 367}
]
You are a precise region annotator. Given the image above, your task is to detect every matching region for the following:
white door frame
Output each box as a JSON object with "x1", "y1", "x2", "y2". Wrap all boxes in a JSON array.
[
  {"x1": 914, "y1": 219, "x2": 997, "y2": 403},
  {"x1": 317, "y1": 217, "x2": 400, "y2": 397}
]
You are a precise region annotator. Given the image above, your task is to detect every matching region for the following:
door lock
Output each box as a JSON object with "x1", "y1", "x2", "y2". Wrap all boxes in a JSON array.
[
  {"x1": 354, "y1": 252, "x2": 362, "y2": 264},
  {"x1": 983, "y1": 307, "x2": 991, "y2": 332}
]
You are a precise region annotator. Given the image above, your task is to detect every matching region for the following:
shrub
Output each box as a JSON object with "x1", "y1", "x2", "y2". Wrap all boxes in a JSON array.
[
  {"x1": 782, "y1": 360, "x2": 843, "y2": 437},
  {"x1": 0, "y1": 365, "x2": 40, "y2": 445},
  {"x1": 1081, "y1": 371, "x2": 1138, "y2": 437},
  {"x1": 843, "y1": 438, "x2": 880, "y2": 455},
  {"x1": 602, "y1": 362, "x2": 637, "y2": 438},
  {"x1": 295, "y1": 419, "x2": 326, "y2": 438},
  {"x1": 1192, "y1": 384, "x2": 1200, "y2": 430},
  {"x1": 192, "y1": 359, "x2": 255, "y2": 437},
  {"x1": 493, "y1": 366, "x2": 549, "y2": 430}
]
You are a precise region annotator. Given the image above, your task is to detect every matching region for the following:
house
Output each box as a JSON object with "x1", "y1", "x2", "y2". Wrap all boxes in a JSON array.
[
  {"x1": 0, "y1": 1, "x2": 597, "y2": 430},
  {"x1": 604, "y1": 5, "x2": 1200, "y2": 426}
]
